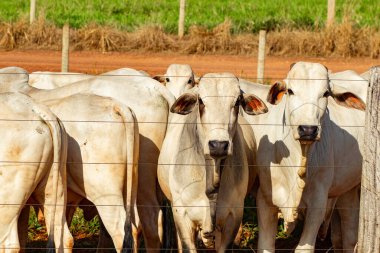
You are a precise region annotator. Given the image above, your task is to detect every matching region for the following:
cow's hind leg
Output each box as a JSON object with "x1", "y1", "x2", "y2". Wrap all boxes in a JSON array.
[
  {"x1": 136, "y1": 164, "x2": 162, "y2": 253},
  {"x1": 18, "y1": 206, "x2": 30, "y2": 253},
  {"x1": 93, "y1": 196, "x2": 127, "y2": 253},
  {"x1": 34, "y1": 176, "x2": 73, "y2": 253}
]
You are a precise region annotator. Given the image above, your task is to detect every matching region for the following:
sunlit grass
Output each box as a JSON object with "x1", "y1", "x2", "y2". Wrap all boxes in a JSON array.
[{"x1": 0, "y1": 0, "x2": 378, "y2": 32}]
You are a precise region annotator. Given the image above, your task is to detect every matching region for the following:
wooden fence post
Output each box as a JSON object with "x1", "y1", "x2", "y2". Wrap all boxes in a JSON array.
[
  {"x1": 30, "y1": 0, "x2": 36, "y2": 24},
  {"x1": 327, "y1": 0, "x2": 335, "y2": 27},
  {"x1": 357, "y1": 66, "x2": 380, "y2": 253},
  {"x1": 61, "y1": 23, "x2": 70, "y2": 72},
  {"x1": 178, "y1": 0, "x2": 186, "y2": 38},
  {"x1": 257, "y1": 30, "x2": 266, "y2": 83}
]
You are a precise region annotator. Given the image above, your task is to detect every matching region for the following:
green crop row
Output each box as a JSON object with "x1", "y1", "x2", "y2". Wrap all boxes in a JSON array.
[{"x1": 0, "y1": 0, "x2": 379, "y2": 33}]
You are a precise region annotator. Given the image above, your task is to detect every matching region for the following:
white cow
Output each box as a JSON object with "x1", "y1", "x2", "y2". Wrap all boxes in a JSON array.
[
  {"x1": 26, "y1": 67, "x2": 173, "y2": 252},
  {"x1": 0, "y1": 92, "x2": 72, "y2": 252},
  {"x1": 1, "y1": 67, "x2": 140, "y2": 252},
  {"x1": 158, "y1": 73, "x2": 267, "y2": 252},
  {"x1": 240, "y1": 62, "x2": 365, "y2": 252},
  {"x1": 44, "y1": 93, "x2": 139, "y2": 252},
  {"x1": 329, "y1": 70, "x2": 368, "y2": 103},
  {"x1": 29, "y1": 72, "x2": 93, "y2": 89},
  {"x1": 6, "y1": 68, "x2": 175, "y2": 253},
  {"x1": 153, "y1": 64, "x2": 197, "y2": 98},
  {"x1": 359, "y1": 70, "x2": 370, "y2": 81}
]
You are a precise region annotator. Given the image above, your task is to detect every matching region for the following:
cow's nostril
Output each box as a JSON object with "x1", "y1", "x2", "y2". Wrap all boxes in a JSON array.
[
  {"x1": 208, "y1": 140, "x2": 229, "y2": 157},
  {"x1": 208, "y1": 140, "x2": 217, "y2": 149},
  {"x1": 298, "y1": 125, "x2": 318, "y2": 140},
  {"x1": 220, "y1": 141, "x2": 229, "y2": 151}
]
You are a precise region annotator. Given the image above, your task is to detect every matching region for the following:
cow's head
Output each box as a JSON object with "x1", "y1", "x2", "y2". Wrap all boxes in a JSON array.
[
  {"x1": 267, "y1": 62, "x2": 365, "y2": 144},
  {"x1": 153, "y1": 64, "x2": 197, "y2": 98},
  {"x1": 171, "y1": 72, "x2": 268, "y2": 159}
]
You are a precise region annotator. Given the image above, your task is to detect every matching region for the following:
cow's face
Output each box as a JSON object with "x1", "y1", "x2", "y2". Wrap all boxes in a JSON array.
[
  {"x1": 153, "y1": 64, "x2": 196, "y2": 98},
  {"x1": 267, "y1": 62, "x2": 365, "y2": 144},
  {"x1": 171, "y1": 72, "x2": 268, "y2": 160}
]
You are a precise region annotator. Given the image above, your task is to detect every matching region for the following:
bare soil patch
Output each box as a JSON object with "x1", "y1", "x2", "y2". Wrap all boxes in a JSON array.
[{"x1": 0, "y1": 50, "x2": 378, "y2": 81}]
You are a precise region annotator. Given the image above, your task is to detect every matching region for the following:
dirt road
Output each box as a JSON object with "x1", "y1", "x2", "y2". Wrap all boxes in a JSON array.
[{"x1": 0, "y1": 50, "x2": 378, "y2": 80}]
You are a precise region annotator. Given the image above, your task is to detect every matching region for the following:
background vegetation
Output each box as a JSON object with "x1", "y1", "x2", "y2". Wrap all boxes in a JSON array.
[{"x1": 0, "y1": 0, "x2": 379, "y2": 33}]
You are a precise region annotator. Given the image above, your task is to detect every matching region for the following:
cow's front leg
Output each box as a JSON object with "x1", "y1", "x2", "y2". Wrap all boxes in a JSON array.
[
  {"x1": 332, "y1": 185, "x2": 360, "y2": 253},
  {"x1": 295, "y1": 191, "x2": 328, "y2": 252},
  {"x1": 257, "y1": 189, "x2": 278, "y2": 253},
  {"x1": 171, "y1": 206, "x2": 197, "y2": 253}
]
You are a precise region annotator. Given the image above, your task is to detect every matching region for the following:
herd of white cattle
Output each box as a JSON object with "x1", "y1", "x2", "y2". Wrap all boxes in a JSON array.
[{"x1": 0, "y1": 62, "x2": 370, "y2": 253}]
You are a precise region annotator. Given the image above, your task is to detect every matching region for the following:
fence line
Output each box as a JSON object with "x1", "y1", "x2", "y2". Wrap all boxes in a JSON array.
[
  {"x1": 0, "y1": 203, "x2": 363, "y2": 210},
  {"x1": 0, "y1": 247, "x2": 357, "y2": 251},
  {"x1": 0, "y1": 72, "x2": 369, "y2": 80},
  {"x1": 0, "y1": 161, "x2": 364, "y2": 168},
  {"x1": 0, "y1": 118, "x2": 366, "y2": 127},
  {"x1": 0, "y1": 74, "x2": 369, "y2": 82}
]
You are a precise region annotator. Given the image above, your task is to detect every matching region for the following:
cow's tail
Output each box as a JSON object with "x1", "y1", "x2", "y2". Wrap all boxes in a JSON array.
[
  {"x1": 113, "y1": 103, "x2": 139, "y2": 252},
  {"x1": 32, "y1": 100, "x2": 70, "y2": 252}
]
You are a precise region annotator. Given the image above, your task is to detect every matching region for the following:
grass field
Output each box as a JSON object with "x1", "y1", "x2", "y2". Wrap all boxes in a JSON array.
[{"x1": 0, "y1": 0, "x2": 379, "y2": 33}]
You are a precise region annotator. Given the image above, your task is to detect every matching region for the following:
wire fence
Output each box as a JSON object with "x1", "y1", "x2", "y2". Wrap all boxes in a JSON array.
[
  {"x1": 0, "y1": 71, "x2": 373, "y2": 252},
  {"x1": 0, "y1": 71, "x2": 370, "y2": 81}
]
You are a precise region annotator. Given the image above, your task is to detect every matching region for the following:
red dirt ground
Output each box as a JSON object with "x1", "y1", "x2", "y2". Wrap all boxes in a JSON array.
[{"x1": 0, "y1": 50, "x2": 379, "y2": 80}]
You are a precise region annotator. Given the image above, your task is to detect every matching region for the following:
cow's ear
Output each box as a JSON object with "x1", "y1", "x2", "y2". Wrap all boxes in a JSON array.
[
  {"x1": 331, "y1": 92, "x2": 366, "y2": 111},
  {"x1": 267, "y1": 82, "x2": 287, "y2": 105},
  {"x1": 170, "y1": 93, "x2": 198, "y2": 115},
  {"x1": 153, "y1": 75, "x2": 166, "y2": 84},
  {"x1": 241, "y1": 94, "x2": 268, "y2": 115}
]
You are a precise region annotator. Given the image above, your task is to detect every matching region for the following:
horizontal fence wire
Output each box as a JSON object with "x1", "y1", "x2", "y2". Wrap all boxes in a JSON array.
[
  {"x1": 0, "y1": 203, "x2": 362, "y2": 210},
  {"x1": 0, "y1": 118, "x2": 366, "y2": 128},
  {"x1": 0, "y1": 71, "x2": 369, "y2": 251},
  {"x1": 0, "y1": 247, "x2": 352, "y2": 251},
  {"x1": 0, "y1": 160, "x2": 364, "y2": 168},
  {"x1": 0, "y1": 71, "x2": 369, "y2": 82}
]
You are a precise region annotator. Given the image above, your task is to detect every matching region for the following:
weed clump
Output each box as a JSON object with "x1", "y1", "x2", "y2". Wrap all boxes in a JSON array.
[{"x1": 0, "y1": 17, "x2": 379, "y2": 58}]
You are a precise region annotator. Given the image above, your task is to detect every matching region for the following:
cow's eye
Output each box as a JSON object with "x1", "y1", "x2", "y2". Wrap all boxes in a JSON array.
[
  {"x1": 323, "y1": 90, "x2": 330, "y2": 97},
  {"x1": 287, "y1": 89, "x2": 294, "y2": 95},
  {"x1": 187, "y1": 78, "x2": 193, "y2": 84},
  {"x1": 166, "y1": 78, "x2": 170, "y2": 82}
]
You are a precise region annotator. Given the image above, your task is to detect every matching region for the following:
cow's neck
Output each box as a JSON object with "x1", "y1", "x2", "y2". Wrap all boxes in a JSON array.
[
  {"x1": 0, "y1": 81, "x2": 38, "y2": 95},
  {"x1": 296, "y1": 144, "x2": 312, "y2": 188}
]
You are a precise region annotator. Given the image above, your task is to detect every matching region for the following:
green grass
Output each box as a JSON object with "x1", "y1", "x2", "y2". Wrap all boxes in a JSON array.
[
  {"x1": 28, "y1": 207, "x2": 100, "y2": 241},
  {"x1": 0, "y1": 0, "x2": 379, "y2": 33}
]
